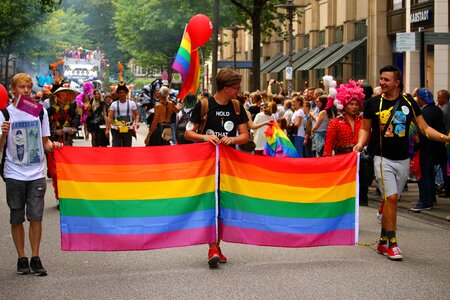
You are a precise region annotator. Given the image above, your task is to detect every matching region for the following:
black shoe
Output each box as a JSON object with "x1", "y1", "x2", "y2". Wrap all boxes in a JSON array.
[
  {"x1": 17, "y1": 257, "x2": 30, "y2": 275},
  {"x1": 30, "y1": 256, "x2": 47, "y2": 276},
  {"x1": 410, "y1": 204, "x2": 433, "y2": 212}
]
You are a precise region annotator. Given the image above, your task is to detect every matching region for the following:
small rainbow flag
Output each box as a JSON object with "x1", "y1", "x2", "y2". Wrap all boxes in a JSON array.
[
  {"x1": 172, "y1": 27, "x2": 201, "y2": 101},
  {"x1": 172, "y1": 29, "x2": 192, "y2": 81},
  {"x1": 55, "y1": 144, "x2": 217, "y2": 251},
  {"x1": 264, "y1": 121, "x2": 299, "y2": 158},
  {"x1": 219, "y1": 145, "x2": 358, "y2": 248}
]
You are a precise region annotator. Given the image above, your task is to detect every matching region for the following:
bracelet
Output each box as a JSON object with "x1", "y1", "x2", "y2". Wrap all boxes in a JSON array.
[
  {"x1": 440, "y1": 134, "x2": 445, "y2": 141},
  {"x1": 203, "y1": 135, "x2": 206, "y2": 142},
  {"x1": 230, "y1": 137, "x2": 235, "y2": 144}
]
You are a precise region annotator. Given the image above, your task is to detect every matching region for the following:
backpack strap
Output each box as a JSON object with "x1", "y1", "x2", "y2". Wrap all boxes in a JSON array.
[
  {"x1": 0, "y1": 109, "x2": 10, "y2": 181},
  {"x1": 231, "y1": 99, "x2": 240, "y2": 116},
  {"x1": 197, "y1": 98, "x2": 209, "y2": 134}
]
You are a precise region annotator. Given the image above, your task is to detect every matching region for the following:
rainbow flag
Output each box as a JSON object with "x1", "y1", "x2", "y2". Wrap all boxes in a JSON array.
[
  {"x1": 171, "y1": 29, "x2": 192, "y2": 81},
  {"x1": 55, "y1": 144, "x2": 217, "y2": 251},
  {"x1": 264, "y1": 121, "x2": 299, "y2": 158},
  {"x1": 172, "y1": 28, "x2": 201, "y2": 101},
  {"x1": 219, "y1": 145, "x2": 358, "y2": 247}
]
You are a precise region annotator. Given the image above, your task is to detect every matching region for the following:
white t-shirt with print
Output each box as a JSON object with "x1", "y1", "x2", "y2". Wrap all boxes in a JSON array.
[{"x1": 0, "y1": 105, "x2": 50, "y2": 181}]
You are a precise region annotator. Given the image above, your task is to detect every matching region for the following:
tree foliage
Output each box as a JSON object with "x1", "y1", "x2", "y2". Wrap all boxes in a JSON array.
[
  {"x1": 229, "y1": 0, "x2": 299, "y2": 90},
  {"x1": 112, "y1": 0, "x2": 222, "y2": 73},
  {"x1": 19, "y1": 8, "x2": 91, "y2": 61}
]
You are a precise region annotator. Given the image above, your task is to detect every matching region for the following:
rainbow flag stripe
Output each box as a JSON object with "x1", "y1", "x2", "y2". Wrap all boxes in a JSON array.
[
  {"x1": 219, "y1": 145, "x2": 358, "y2": 247},
  {"x1": 171, "y1": 30, "x2": 191, "y2": 81},
  {"x1": 56, "y1": 144, "x2": 217, "y2": 251}
]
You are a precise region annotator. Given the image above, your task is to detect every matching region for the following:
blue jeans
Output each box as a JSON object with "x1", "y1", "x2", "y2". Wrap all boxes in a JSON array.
[
  {"x1": 314, "y1": 131, "x2": 326, "y2": 157},
  {"x1": 294, "y1": 136, "x2": 304, "y2": 158}
]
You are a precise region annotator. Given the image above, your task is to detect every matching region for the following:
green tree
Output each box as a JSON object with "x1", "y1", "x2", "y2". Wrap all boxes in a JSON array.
[
  {"x1": 112, "y1": 0, "x2": 220, "y2": 74},
  {"x1": 21, "y1": 8, "x2": 92, "y2": 60},
  {"x1": 229, "y1": 0, "x2": 296, "y2": 91},
  {"x1": 0, "y1": 0, "x2": 61, "y2": 85}
]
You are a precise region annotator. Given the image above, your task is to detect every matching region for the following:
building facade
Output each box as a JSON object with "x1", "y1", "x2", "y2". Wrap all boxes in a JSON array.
[{"x1": 219, "y1": 0, "x2": 449, "y2": 94}]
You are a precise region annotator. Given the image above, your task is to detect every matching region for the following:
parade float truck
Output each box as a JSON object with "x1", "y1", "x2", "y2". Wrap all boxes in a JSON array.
[{"x1": 63, "y1": 58, "x2": 103, "y2": 89}]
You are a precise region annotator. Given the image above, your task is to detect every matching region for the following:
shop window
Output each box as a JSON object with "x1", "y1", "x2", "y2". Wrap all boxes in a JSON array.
[
  {"x1": 318, "y1": 30, "x2": 325, "y2": 46},
  {"x1": 355, "y1": 22, "x2": 367, "y2": 40},
  {"x1": 389, "y1": 0, "x2": 404, "y2": 11},
  {"x1": 352, "y1": 46, "x2": 366, "y2": 80},
  {"x1": 335, "y1": 26, "x2": 343, "y2": 43}
]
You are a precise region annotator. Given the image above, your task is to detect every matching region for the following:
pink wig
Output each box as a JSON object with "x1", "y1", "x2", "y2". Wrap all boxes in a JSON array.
[
  {"x1": 334, "y1": 80, "x2": 365, "y2": 110},
  {"x1": 75, "y1": 82, "x2": 94, "y2": 107}
]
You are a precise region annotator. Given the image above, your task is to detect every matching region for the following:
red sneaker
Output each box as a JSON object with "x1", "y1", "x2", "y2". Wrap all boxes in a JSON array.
[
  {"x1": 217, "y1": 247, "x2": 227, "y2": 263},
  {"x1": 208, "y1": 247, "x2": 220, "y2": 267},
  {"x1": 376, "y1": 244, "x2": 388, "y2": 256},
  {"x1": 387, "y1": 245, "x2": 403, "y2": 261}
]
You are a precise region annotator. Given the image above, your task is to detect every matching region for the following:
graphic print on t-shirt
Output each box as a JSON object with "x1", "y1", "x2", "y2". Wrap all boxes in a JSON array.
[
  {"x1": 376, "y1": 105, "x2": 408, "y2": 138},
  {"x1": 11, "y1": 120, "x2": 41, "y2": 165}
]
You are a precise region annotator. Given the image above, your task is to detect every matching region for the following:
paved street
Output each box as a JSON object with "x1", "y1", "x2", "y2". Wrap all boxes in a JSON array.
[{"x1": 1, "y1": 125, "x2": 449, "y2": 299}]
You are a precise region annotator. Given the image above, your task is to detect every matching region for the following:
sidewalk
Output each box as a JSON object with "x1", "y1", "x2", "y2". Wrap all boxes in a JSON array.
[{"x1": 367, "y1": 181, "x2": 450, "y2": 223}]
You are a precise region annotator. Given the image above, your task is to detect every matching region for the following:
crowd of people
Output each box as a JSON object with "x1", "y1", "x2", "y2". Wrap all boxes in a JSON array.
[{"x1": 1, "y1": 66, "x2": 450, "y2": 275}]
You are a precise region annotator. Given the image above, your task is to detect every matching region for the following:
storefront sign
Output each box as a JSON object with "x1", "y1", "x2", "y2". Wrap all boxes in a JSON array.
[{"x1": 410, "y1": 9, "x2": 432, "y2": 24}]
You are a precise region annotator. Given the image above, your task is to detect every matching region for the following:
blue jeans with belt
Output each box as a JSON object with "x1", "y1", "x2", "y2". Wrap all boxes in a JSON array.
[{"x1": 294, "y1": 136, "x2": 304, "y2": 158}]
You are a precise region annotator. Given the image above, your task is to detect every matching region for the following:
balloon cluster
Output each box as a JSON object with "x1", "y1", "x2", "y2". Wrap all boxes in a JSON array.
[{"x1": 186, "y1": 14, "x2": 213, "y2": 47}]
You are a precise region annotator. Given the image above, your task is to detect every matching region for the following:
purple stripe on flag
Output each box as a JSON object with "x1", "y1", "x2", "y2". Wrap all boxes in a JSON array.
[
  {"x1": 221, "y1": 225, "x2": 355, "y2": 248},
  {"x1": 61, "y1": 225, "x2": 216, "y2": 251}
]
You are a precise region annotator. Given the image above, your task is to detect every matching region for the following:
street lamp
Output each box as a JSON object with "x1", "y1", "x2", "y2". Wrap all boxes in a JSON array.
[
  {"x1": 225, "y1": 25, "x2": 244, "y2": 70},
  {"x1": 276, "y1": 0, "x2": 304, "y2": 97}
]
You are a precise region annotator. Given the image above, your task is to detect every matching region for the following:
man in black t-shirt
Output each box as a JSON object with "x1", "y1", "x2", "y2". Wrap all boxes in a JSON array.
[
  {"x1": 354, "y1": 65, "x2": 450, "y2": 261},
  {"x1": 185, "y1": 68, "x2": 248, "y2": 268}
]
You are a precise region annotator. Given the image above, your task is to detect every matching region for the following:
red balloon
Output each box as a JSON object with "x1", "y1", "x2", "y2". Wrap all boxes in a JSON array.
[
  {"x1": 0, "y1": 83, "x2": 8, "y2": 109},
  {"x1": 186, "y1": 14, "x2": 213, "y2": 47}
]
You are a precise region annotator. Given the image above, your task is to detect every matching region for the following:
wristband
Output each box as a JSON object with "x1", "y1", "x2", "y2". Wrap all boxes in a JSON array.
[
  {"x1": 230, "y1": 137, "x2": 235, "y2": 144},
  {"x1": 203, "y1": 135, "x2": 206, "y2": 142}
]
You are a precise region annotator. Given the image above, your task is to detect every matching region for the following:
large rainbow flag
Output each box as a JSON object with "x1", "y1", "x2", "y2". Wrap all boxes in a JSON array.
[
  {"x1": 56, "y1": 144, "x2": 359, "y2": 251},
  {"x1": 55, "y1": 143, "x2": 217, "y2": 251},
  {"x1": 219, "y1": 145, "x2": 358, "y2": 247}
]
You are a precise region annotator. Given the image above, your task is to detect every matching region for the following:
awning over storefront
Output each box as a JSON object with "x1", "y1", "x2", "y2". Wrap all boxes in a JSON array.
[
  {"x1": 270, "y1": 49, "x2": 309, "y2": 73},
  {"x1": 298, "y1": 43, "x2": 343, "y2": 71},
  {"x1": 314, "y1": 37, "x2": 367, "y2": 69},
  {"x1": 260, "y1": 54, "x2": 284, "y2": 73},
  {"x1": 264, "y1": 56, "x2": 289, "y2": 73},
  {"x1": 292, "y1": 47, "x2": 324, "y2": 71}
]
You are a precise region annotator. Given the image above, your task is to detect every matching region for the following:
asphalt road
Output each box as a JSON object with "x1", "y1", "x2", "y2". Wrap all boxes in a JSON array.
[{"x1": 0, "y1": 126, "x2": 449, "y2": 299}]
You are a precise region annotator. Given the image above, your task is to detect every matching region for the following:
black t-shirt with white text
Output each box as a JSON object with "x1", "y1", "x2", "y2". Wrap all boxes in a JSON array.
[
  {"x1": 364, "y1": 94, "x2": 422, "y2": 160},
  {"x1": 190, "y1": 97, "x2": 248, "y2": 138}
]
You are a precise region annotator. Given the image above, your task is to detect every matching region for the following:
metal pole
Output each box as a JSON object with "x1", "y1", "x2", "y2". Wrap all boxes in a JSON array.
[
  {"x1": 287, "y1": 9, "x2": 294, "y2": 97},
  {"x1": 233, "y1": 29, "x2": 237, "y2": 70},
  {"x1": 419, "y1": 27, "x2": 425, "y2": 87},
  {"x1": 211, "y1": 0, "x2": 220, "y2": 93}
]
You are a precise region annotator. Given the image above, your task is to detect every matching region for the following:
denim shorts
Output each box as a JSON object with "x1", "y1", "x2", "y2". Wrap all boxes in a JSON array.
[{"x1": 6, "y1": 178, "x2": 46, "y2": 224}]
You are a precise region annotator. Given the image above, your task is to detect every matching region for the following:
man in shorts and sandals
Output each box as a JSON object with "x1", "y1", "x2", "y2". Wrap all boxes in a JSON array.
[{"x1": 354, "y1": 65, "x2": 450, "y2": 261}]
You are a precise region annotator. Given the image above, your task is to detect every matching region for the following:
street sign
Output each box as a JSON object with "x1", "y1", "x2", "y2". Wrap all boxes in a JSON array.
[
  {"x1": 171, "y1": 73, "x2": 182, "y2": 84},
  {"x1": 424, "y1": 32, "x2": 450, "y2": 45},
  {"x1": 396, "y1": 32, "x2": 417, "y2": 52},
  {"x1": 285, "y1": 67, "x2": 293, "y2": 80}
]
